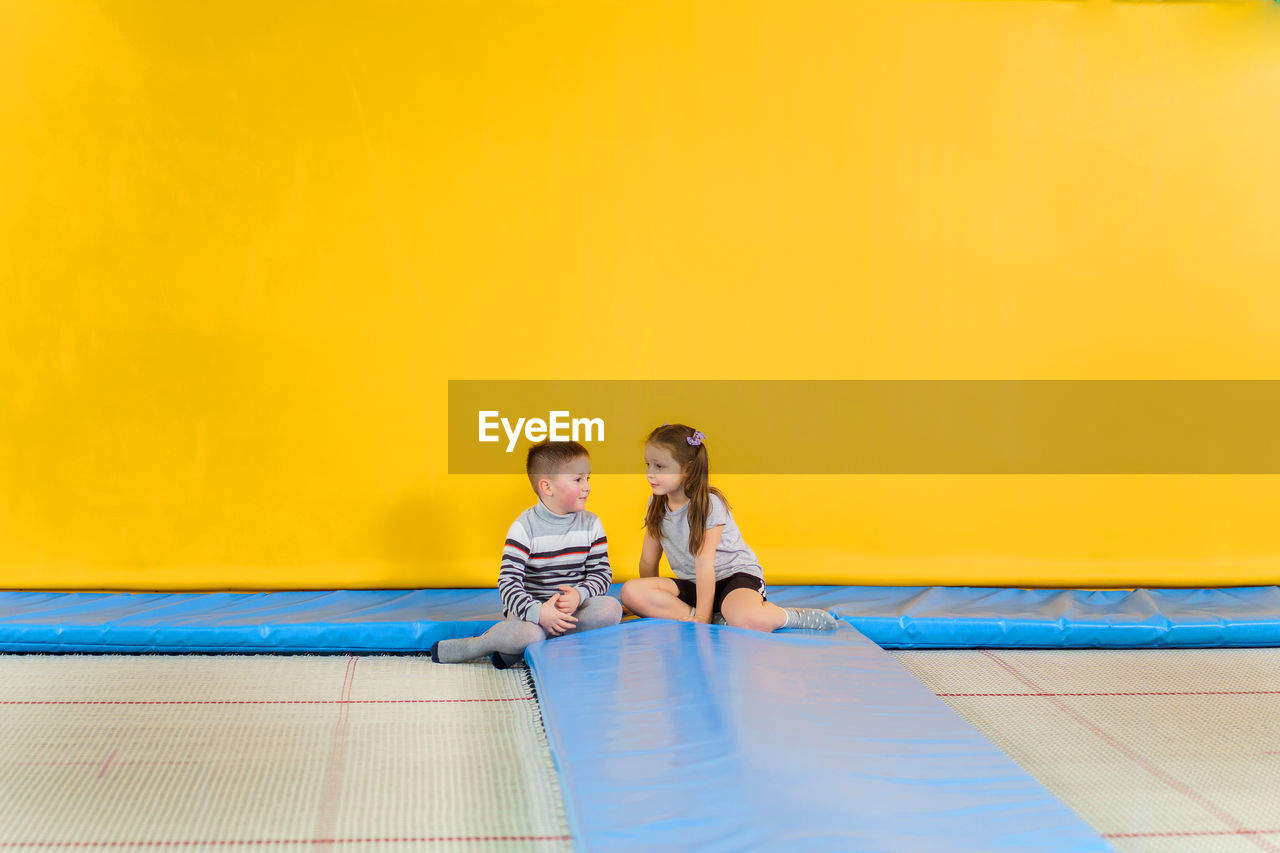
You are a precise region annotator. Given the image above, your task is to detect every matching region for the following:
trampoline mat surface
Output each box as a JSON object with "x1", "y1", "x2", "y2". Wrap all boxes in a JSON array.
[
  {"x1": 0, "y1": 654, "x2": 571, "y2": 851},
  {"x1": 894, "y1": 647, "x2": 1280, "y2": 853},
  {"x1": 7, "y1": 638, "x2": 1280, "y2": 852}
]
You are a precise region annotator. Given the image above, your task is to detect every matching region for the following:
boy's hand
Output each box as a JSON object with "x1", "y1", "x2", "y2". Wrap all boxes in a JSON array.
[
  {"x1": 555, "y1": 585, "x2": 581, "y2": 613},
  {"x1": 538, "y1": 595, "x2": 578, "y2": 636}
]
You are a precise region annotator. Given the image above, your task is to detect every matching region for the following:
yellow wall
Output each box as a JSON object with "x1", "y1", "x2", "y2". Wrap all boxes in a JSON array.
[{"x1": 3, "y1": 0, "x2": 1280, "y2": 590}]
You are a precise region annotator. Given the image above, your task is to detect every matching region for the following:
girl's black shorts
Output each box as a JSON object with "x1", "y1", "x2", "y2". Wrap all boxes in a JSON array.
[{"x1": 674, "y1": 572, "x2": 767, "y2": 613}]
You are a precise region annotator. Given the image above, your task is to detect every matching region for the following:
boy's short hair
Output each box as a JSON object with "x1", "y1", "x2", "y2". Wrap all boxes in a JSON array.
[{"x1": 526, "y1": 440, "x2": 589, "y2": 490}]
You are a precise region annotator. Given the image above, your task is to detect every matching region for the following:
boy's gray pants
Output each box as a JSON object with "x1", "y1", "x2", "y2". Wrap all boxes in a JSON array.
[{"x1": 432, "y1": 595, "x2": 622, "y2": 664}]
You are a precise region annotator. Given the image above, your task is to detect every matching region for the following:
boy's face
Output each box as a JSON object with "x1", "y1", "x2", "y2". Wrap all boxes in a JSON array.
[
  {"x1": 644, "y1": 443, "x2": 683, "y2": 498},
  {"x1": 539, "y1": 455, "x2": 592, "y2": 514}
]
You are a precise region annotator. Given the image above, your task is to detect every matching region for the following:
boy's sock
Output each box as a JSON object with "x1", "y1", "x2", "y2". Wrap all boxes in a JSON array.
[
  {"x1": 712, "y1": 613, "x2": 728, "y2": 626},
  {"x1": 434, "y1": 619, "x2": 546, "y2": 663},
  {"x1": 781, "y1": 607, "x2": 838, "y2": 631},
  {"x1": 432, "y1": 636, "x2": 485, "y2": 663},
  {"x1": 490, "y1": 651, "x2": 524, "y2": 670},
  {"x1": 428, "y1": 641, "x2": 442, "y2": 663}
]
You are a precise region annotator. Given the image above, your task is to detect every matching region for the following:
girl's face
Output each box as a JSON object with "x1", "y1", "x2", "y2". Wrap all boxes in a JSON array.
[{"x1": 644, "y1": 443, "x2": 684, "y2": 498}]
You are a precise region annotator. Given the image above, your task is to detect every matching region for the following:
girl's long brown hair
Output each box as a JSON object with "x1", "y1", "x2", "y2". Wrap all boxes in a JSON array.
[{"x1": 644, "y1": 423, "x2": 729, "y2": 557}]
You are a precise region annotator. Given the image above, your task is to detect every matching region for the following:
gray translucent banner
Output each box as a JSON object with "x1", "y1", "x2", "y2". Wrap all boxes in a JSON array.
[{"x1": 448, "y1": 380, "x2": 1280, "y2": 474}]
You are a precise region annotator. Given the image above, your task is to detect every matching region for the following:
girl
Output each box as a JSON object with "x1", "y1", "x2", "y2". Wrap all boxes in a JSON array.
[{"x1": 619, "y1": 423, "x2": 837, "y2": 631}]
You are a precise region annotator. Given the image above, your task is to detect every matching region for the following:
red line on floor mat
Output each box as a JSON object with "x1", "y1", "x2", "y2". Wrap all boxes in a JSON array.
[
  {"x1": 981, "y1": 651, "x2": 1280, "y2": 853},
  {"x1": 938, "y1": 690, "x2": 1280, "y2": 697},
  {"x1": 95, "y1": 750, "x2": 118, "y2": 780},
  {"x1": 17, "y1": 760, "x2": 198, "y2": 767},
  {"x1": 313, "y1": 656, "x2": 358, "y2": 852},
  {"x1": 1105, "y1": 830, "x2": 1280, "y2": 839},
  {"x1": 0, "y1": 837, "x2": 573, "y2": 847},
  {"x1": 0, "y1": 699, "x2": 533, "y2": 705}
]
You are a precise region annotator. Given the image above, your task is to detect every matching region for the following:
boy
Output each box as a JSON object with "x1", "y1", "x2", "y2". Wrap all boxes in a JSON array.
[{"x1": 430, "y1": 439, "x2": 622, "y2": 668}]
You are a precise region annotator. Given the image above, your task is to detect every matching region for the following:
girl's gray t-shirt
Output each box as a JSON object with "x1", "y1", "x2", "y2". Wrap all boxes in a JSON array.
[{"x1": 654, "y1": 493, "x2": 764, "y2": 582}]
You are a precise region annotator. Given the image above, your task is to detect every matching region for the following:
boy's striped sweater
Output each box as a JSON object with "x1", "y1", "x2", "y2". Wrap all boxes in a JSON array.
[{"x1": 499, "y1": 501, "x2": 611, "y2": 623}]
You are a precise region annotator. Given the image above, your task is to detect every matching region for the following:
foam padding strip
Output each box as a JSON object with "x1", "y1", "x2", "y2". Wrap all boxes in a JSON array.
[
  {"x1": 526, "y1": 620, "x2": 1111, "y2": 853},
  {"x1": 0, "y1": 589, "x2": 503, "y2": 653},
  {"x1": 763, "y1": 585, "x2": 1280, "y2": 648},
  {"x1": 3, "y1": 585, "x2": 1279, "y2": 653}
]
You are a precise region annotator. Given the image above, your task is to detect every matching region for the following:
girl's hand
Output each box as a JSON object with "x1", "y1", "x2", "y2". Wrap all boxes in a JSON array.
[
  {"x1": 555, "y1": 585, "x2": 581, "y2": 613},
  {"x1": 538, "y1": 596, "x2": 578, "y2": 636},
  {"x1": 683, "y1": 606, "x2": 712, "y2": 624}
]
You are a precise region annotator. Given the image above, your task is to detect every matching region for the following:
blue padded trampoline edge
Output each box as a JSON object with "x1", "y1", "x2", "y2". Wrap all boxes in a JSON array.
[
  {"x1": 3, "y1": 585, "x2": 1280, "y2": 652},
  {"x1": 524, "y1": 647, "x2": 590, "y2": 853}
]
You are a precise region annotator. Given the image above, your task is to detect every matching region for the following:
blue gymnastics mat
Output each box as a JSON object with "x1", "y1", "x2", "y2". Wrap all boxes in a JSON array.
[
  {"x1": 527, "y1": 620, "x2": 1111, "y2": 853},
  {"x1": 2, "y1": 585, "x2": 1278, "y2": 653},
  {"x1": 0, "y1": 589, "x2": 502, "y2": 653},
  {"x1": 765, "y1": 585, "x2": 1280, "y2": 648}
]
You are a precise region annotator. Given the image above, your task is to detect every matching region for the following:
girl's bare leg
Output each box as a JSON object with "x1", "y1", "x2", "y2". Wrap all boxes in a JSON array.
[
  {"x1": 719, "y1": 588, "x2": 788, "y2": 632},
  {"x1": 620, "y1": 577, "x2": 690, "y2": 619},
  {"x1": 720, "y1": 589, "x2": 837, "y2": 631}
]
